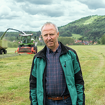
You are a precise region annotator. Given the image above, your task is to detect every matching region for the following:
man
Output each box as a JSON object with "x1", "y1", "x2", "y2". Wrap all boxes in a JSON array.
[{"x1": 29, "y1": 22, "x2": 85, "y2": 105}]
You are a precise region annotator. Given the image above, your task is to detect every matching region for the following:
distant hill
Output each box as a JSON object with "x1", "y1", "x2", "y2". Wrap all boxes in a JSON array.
[
  {"x1": 58, "y1": 15, "x2": 105, "y2": 41},
  {"x1": 1, "y1": 15, "x2": 105, "y2": 42}
]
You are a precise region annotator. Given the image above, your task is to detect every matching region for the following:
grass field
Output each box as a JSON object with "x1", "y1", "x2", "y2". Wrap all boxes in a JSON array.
[{"x1": 0, "y1": 45, "x2": 105, "y2": 105}]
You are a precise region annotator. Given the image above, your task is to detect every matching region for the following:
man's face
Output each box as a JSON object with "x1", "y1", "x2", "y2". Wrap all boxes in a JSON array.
[{"x1": 41, "y1": 24, "x2": 59, "y2": 51}]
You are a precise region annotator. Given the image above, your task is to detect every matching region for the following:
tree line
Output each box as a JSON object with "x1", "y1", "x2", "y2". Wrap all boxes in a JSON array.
[{"x1": 1, "y1": 15, "x2": 105, "y2": 46}]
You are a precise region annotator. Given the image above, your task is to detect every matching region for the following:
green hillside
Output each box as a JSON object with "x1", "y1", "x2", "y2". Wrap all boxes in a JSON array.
[
  {"x1": 0, "y1": 15, "x2": 105, "y2": 42},
  {"x1": 59, "y1": 15, "x2": 105, "y2": 41}
]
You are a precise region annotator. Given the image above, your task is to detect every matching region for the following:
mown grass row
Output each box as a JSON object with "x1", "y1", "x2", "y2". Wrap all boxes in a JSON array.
[{"x1": 0, "y1": 45, "x2": 105, "y2": 105}]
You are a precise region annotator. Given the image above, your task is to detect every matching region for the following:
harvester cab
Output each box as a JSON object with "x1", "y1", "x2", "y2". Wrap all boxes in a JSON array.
[{"x1": 16, "y1": 33, "x2": 37, "y2": 54}]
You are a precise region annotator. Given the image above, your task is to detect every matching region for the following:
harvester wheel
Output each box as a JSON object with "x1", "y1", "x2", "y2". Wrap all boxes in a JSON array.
[
  {"x1": 0, "y1": 50, "x2": 3, "y2": 54},
  {"x1": 4, "y1": 50, "x2": 7, "y2": 54},
  {"x1": 34, "y1": 46, "x2": 37, "y2": 54}
]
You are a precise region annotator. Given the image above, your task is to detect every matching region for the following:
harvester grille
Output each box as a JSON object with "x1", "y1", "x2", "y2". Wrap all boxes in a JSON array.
[{"x1": 19, "y1": 47, "x2": 31, "y2": 52}]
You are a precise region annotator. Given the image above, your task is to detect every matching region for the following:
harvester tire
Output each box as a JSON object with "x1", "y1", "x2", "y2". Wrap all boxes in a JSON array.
[
  {"x1": 35, "y1": 47, "x2": 37, "y2": 53},
  {"x1": 34, "y1": 46, "x2": 37, "y2": 54},
  {"x1": 0, "y1": 50, "x2": 3, "y2": 54},
  {"x1": 4, "y1": 50, "x2": 7, "y2": 54}
]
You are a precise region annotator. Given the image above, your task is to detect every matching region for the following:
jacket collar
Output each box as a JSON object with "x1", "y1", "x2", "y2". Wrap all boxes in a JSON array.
[
  {"x1": 35, "y1": 42, "x2": 68, "y2": 59},
  {"x1": 60, "y1": 42, "x2": 68, "y2": 55}
]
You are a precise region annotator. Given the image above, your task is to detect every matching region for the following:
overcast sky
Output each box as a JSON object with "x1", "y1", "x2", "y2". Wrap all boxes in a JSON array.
[{"x1": 0, "y1": 0, "x2": 105, "y2": 32}]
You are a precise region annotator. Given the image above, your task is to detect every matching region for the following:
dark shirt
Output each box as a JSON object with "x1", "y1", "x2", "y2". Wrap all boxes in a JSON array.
[{"x1": 45, "y1": 43, "x2": 69, "y2": 96}]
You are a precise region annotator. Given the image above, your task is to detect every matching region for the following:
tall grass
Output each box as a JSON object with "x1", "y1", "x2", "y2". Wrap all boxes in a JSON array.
[{"x1": 0, "y1": 45, "x2": 105, "y2": 105}]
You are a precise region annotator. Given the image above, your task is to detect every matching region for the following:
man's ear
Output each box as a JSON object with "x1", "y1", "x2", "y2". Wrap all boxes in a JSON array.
[{"x1": 57, "y1": 32, "x2": 59, "y2": 37}]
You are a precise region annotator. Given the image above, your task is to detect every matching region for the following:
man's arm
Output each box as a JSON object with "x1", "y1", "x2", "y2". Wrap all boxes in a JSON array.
[
  {"x1": 29, "y1": 56, "x2": 38, "y2": 105},
  {"x1": 73, "y1": 51, "x2": 85, "y2": 105}
]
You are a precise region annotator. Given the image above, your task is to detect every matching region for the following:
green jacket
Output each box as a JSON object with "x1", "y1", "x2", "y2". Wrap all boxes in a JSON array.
[{"x1": 29, "y1": 42, "x2": 85, "y2": 105}]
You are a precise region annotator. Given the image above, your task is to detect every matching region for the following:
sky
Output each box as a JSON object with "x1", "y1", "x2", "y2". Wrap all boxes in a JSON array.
[{"x1": 0, "y1": 0, "x2": 105, "y2": 32}]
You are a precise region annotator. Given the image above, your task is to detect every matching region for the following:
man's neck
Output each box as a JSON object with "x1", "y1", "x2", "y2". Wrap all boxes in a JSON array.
[
  {"x1": 47, "y1": 42, "x2": 59, "y2": 52},
  {"x1": 51, "y1": 43, "x2": 59, "y2": 52}
]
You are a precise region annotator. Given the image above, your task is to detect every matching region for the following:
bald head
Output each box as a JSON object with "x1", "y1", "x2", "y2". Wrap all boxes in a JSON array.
[{"x1": 41, "y1": 22, "x2": 59, "y2": 34}]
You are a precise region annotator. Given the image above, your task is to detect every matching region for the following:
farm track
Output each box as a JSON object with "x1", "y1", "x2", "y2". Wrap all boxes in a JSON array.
[{"x1": 0, "y1": 53, "x2": 28, "y2": 59}]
